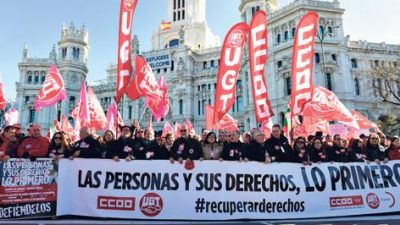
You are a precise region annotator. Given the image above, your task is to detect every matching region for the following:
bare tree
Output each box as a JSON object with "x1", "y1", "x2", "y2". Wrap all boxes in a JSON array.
[{"x1": 370, "y1": 60, "x2": 400, "y2": 106}]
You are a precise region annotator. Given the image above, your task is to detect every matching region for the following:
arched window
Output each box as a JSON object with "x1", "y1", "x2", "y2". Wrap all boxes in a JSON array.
[
  {"x1": 179, "y1": 99, "x2": 183, "y2": 115},
  {"x1": 169, "y1": 39, "x2": 179, "y2": 47},
  {"x1": 237, "y1": 96, "x2": 243, "y2": 112},
  {"x1": 198, "y1": 101, "x2": 201, "y2": 115},
  {"x1": 286, "y1": 77, "x2": 292, "y2": 96},
  {"x1": 210, "y1": 60, "x2": 215, "y2": 67},
  {"x1": 41, "y1": 75, "x2": 45, "y2": 83},
  {"x1": 252, "y1": 7, "x2": 256, "y2": 16},
  {"x1": 27, "y1": 71, "x2": 32, "y2": 83},
  {"x1": 292, "y1": 28, "x2": 296, "y2": 37},
  {"x1": 62, "y1": 47, "x2": 67, "y2": 59},
  {"x1": 277, "y1": 60, "x2": 283, "y2": 68},
  {"x1": 69, "y1": 96, "x2": 76, "y2": 108},
  {"x1": 315, "y1": 53, "x2": 320, "y2": 63},
  {"x1": 277, "y1": 34, "x2": 281, "y2": 44},
  {"x1": 332, "y1": 54, "x2": 337, "y2": 61},
  {"x1": 25, "y1": 96, "x2": 30, "y2": 104},
  {"x1": 202, "y1": 100, "x2": 206, "y2": 115},
  {"x1": 29, "y1": 108, "x2": 35, "y2": 123}
]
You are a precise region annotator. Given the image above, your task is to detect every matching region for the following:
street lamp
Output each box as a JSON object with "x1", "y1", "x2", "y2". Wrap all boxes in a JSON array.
[{"x1": 316, "y1": 19, "x2": 341, "y2": 76}]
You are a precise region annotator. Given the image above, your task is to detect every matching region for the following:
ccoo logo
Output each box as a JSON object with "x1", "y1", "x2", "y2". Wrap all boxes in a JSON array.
[{"x1": 139, "y1": 193, "x2": 163, "y2": 217}]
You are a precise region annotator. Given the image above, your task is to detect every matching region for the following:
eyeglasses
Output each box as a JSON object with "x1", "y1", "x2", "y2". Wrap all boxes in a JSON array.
[
  {"x1": 180, "y1": 130, "x2": 187, "y2": 132},
  {"x1": 334, "y1": 138, "x2": 341, "y2": 141},
  {"x1": 54, "y1": 136, "x2": 62, "y2": 140},
  {"x1": 371, "y1": 138, "x2": 378, "y2": 140},
  {"x1": 297, "y1": 141, "x2": 305, "y2": 144},
  {"x1": 137, "y1": 131, "x2": 144, "y2": 133}
]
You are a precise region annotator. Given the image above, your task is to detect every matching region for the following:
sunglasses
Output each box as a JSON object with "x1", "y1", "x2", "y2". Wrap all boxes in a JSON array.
[
  {"x1": 297, "y1": 141, "x2": 305, "y2": 144},
  {"x1": 180, "y1": 130, "x2": 187, "y2": 132},
  {"x1": 54, "y1": 136, "x2": 62, "y2": 140},
  {"x1": 137, "y1": 131, "x2": 144, "y2": 133},
  {"x1": 371, "y1": 138, "x2": 378, "y2": 140},
  {"x1": 14, "y1": 127, "x2": 21, "y2": 130}
]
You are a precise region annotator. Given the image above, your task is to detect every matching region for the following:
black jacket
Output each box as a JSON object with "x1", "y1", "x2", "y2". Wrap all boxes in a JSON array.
[
  {"x1": 265, "y1": 135, "x2": 295, "y2": 162},
  {"x1": 243, "y1": 141, "x2": 268, "y2": 162},
  {"x1": 170, "y1": 137, "x2": 202, "y2": 160},
  {"x1": 110, "y1": 137, "x2": 135, "y2": 159},
  {"x1": 222, "y1": 141, "x2": 244, "y2": 161},
  {"x1": 365, "y1": 144, "x2": 387, "y2": 161},
  {"x1": 309, "y1": 147, "x2": 329, "y2": 163},
  {"x1": 327, "y1": 144, "x2": 357, "y2": 163},
  {"x1": 72, "y1": 135, "x2": 101, "y2": 158}
]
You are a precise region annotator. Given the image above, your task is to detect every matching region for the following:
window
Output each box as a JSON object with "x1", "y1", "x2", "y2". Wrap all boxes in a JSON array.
[
  {"x1": 157, "y1": 69, "x2": 161, "y2": 74},
  {"x1": 179, "y1": 99, "x2": 183, "y2": 115},
  {"x1": 182, "y1": 10, "x2": 185, "y2": 20},
  {"x1": 202, "y1": 84, "x2": 206, "y2": 91},
  {"x1": 284, "y1": 31, "x2": 289, "y2": 41},
  {"x1": 34, "y1": 76, "x2": 39, "y2": 84},
  {"x1": 315, "y1": 53, "x2": 320, "y2": 64},
  {"x1": 164, "y1": 68, "x2": 167, "y2": 73},
  {"x1": 169, "y1": 39, "x2": 179, "y2": 47},
  {"x1": 277, "y1": 34, "x2": 281, "y2": 44},
  {"x1": 208, "y1": 84, "x2": 211, "y2": 90},
  {"x1": 29, "y1": 108, "x2": 35, "y2": 123},
  {"x1": 128, "y1": 105, "x2": 132, "y2": 119},
  {"x1": 69, "y1": 96, "x2": 76, "y2": 108},
  {"x1": 328, "y1": 26, "x2": 333, "y2": 35},
  {"x1": 62, "y1": 47, "x2": 67, "y2": 59},
  {"x1": 25, "y1": 96, "x2": 30, "y2": 104},
  {"x1": 182, "y1": 0, "x2": 185, "y2": 7},
  {"x1": 292, "y1": 28, "x2": 296, "y2": 37},
  {"x1": 237, "y1": 96, "x2": 243, "y2": 112},
  {"x1": 237, "y1": 80, "x2": 243, "y2": 89},
  {"x1": 256, "y1": 6, "x2": 260, "y2": 11},
  {"x1": 173, "y1": 12, "x2": 176, "y2": 21},
  {"x1": 178, "y1": 0, "x2": 180, "y2": 8},
  {"x1": 210, "y1": 60, "x2": 215, "y2": 67},
  {"x1": 319, "y1": 25, "x2": 324, "y2": 35},
  {"x1": 197, "y1": 85, "x2": 200, "y2": 92},
  {"x1": 27, "y1": 71, "x2": 32, "y2": 83},
  {"x1": 171, "y1": 60, "x2": 174, "y2": 71},
  {"x1": 286, "y1": 77, "x2": 291, "y2": 95},
  {"x1": 326, "y1": 73, "x2": 333, "y2": 91},
  {"x1": 202, "y1": 100, "x2": 206, "y2": 115},
  {"x1": 277, "y1": 61, "x2": 283, "y2": 68},
  {"x1": 252, "y1": 7, "x2": 256, "y2": 16},
  {"x1": 198, "y1": 101, "x2": 201, "y2": 115},
  {"x1": 178, "y1": 11, "x2": 180, "y2": 20},
  {"x1": 354, "y1": 78, "x2": 360, "y2": 96},
  {"x1": 332, "y1": 54, "x2": 337, "y2": 61},
  {"x1": 374, "y1": 60, "x2": 379, "y2": 67},
  {"x1": 351, "y1": 58, "x2": 357, "y2": 68},
  {"x1": 208, "y1": 99, "x2": 211, "y2": 105},
  {"x1": 280, "y1": 112, "x2": 285, "y2": 127},
  {"x1": 41, "y1": 75, "x2": 45, "y2": 83},
  {"x1": 203, "y1": 61, "x2": 207, "y2": 69},
  {"x1": 173, "y1": 0, "x2": 176, "y2": 9}
]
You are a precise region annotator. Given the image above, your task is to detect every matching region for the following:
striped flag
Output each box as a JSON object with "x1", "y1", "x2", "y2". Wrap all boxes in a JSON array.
[{"x1": 161, "y1": 21, "x2": 172, "y2": 31}]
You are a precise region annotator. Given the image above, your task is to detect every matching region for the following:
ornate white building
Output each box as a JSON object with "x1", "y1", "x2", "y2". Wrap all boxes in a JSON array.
[{"x1": 16, "y1": 0, "x2": 400, "y2": 133}]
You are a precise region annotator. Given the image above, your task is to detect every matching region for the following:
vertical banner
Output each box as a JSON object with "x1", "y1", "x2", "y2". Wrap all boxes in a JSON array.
[
  {"x1": 116, "y1": 0, "x2": 138, "y2": 103},
  {"x1": 248, "y1": 10, "x2": 274, "y2": 123},
  {"x1": 213, "y1": 22, "x2": 249, "y2": 124},
  {"x1": 0, "y1": 159, "x2": 57, "y2": 219},
  {"x1": 289, "y1": 11, "x2": 319, "y2": 117}
]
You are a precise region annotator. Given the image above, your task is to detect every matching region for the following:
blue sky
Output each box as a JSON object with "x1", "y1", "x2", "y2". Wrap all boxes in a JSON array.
[{"x1": 0, "y1": 0, "x2": 398, "y2": 100}]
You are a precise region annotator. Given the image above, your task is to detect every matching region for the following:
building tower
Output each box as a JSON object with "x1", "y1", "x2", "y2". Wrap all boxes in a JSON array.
[
  {"x1": 152, "y1": 0, "x2": 220, "y2": 50},
  {"x1": 239, "y1": 0, "x2": 277, "y2": 23}
]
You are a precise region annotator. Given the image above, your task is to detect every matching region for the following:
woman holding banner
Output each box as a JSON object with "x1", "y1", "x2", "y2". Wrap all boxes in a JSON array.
[{"x1": 201, "y1": 132, "x2": 223, "y2": 160}]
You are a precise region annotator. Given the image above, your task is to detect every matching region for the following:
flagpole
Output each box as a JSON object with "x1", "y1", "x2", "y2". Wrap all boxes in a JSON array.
[{"x1": 137, "y1": 106, "x2": 147, "y2": 127}]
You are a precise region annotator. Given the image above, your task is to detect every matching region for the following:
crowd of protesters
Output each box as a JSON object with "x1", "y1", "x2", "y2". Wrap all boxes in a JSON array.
[{"x1": 0, "y1": 121, "x2": 399, "y2": 165}]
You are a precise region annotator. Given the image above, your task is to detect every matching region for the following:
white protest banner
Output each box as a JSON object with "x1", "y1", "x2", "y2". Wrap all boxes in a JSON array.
[{"x1": 56, "y1": 159, "x2": 400, "y2": 220}]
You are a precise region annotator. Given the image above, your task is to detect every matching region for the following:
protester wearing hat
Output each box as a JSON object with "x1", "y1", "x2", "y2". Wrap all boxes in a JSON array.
[
  {"x1": 201, "y1": 132, "x2": 223, "y2": 160},
  {"x1": 170, "y1": 125, "x2": 202, "y2": 163},
  {"x1": 243, "y1": 131, "x2": 271, "y2": 163},
  {"x1": 265, "y1": 124, "x2": 294, "y2": 162},
  {"x1": 388, "y1": 136, "x2": 400, "y2": 160}
]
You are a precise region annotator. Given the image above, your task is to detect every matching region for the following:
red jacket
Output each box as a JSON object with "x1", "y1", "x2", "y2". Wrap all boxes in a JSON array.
[
  {"x1": 388, "y1": 148, "x2": 400, "y2": 160},
  {"x1": 17, "y1": 136, "x2": 49, "y2": 158}
]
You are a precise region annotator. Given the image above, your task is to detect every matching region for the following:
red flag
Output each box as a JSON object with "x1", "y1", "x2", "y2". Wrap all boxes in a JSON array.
[
  {"x1": 352, "y1": 110, "x2": 375, "y2": 130},
  {"x1": 293, "y1": 116, "x2": 329, "y2": 138},
  {"x1": 126, "y1": 55, "x2": 161, "y2": 102},
  {"x1": 184, "y1": 118, "x2": 195, "y2": 135},
  {"x1": 162, "y1": 121, "x2": 174, "y2": 137},
  {"x1": 302, "y1": 86, "x2": 359, "y2": 129},
  {"x1": 106, "y1": 101, "x2": 118, "y2": 133},
  {"x1": 87, "y1": 87, "x2": 107, "y2": 130},
  {"x1": 213, "y1": 22, "x2": 249, "y2": 123},
  {"x1": 289, "y1": 12, "x2": 319, "y2": 117},
  {"x1": 174, "y1": 122, "x2": 181, "y2": 138},
  {"x1": 54, "y1": 120, "x2": 62, "y2": 132},
  {"x1": 260, "y1": 117, "x2": 273, "y2": 138},
  {"x1": 248, "y1": 10, "x2": 274, "y2": 122},
  {"x1": 206, "y1": 105, "x2": 238, "y2": 132},
  {"x1": 61, "y1": 114, "x2": 74, "y2": 134},
  {"x1": 0, "y1": 74, "x2": 7, "y2": 110},
  {"x1": 35, "y1": 65, "x2": 66, "y2": 112},
  {"x1": 77, "y1": 80, "x2": 90, "y2": 128},
  {"x1": 116, "y1": 0, "x2": 138, "y2": 103},
  {"x1": 145, "y1": 75, "x2": 169, "y2": 122},
  {"x1": 4, "y1": 108, "x2": 19, "y2": 126}
]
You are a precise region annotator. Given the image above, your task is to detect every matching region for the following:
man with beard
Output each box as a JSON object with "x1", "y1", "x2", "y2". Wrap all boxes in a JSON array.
[
  {"x1": 265, "y1": 124, "x2": 294, "y2": 162},
  {"x1": 170, "y1": 125, "x2": 202, "y2": 163}
]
